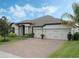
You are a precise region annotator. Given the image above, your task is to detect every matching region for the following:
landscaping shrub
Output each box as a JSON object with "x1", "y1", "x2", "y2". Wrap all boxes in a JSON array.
[
  {"x1": 8, "y1": 32, "x2": 16, "y2": 37},
  {"x1": 67, "y1": 32, "x2": 72, "y2": 41},
  {"x1": 72, "y1": 32, "x2": 79, "y2": 40},
  {"x1": 25, "y1": 33, "x2": 33, "y2": 38},
  {"x1": 0, "y1": 35, "x2": 3, "y2": 39},
  {"x1": 41, "y1": 34, "x2": 45, "y2": 39}
]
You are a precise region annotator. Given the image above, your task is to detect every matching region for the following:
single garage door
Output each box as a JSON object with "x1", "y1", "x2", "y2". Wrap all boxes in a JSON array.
[
  {"x1": 34, "y1": 29, "x2": 42, "y2": 38},
  {"x1": 44, "y1": 28, "x2": 70, "y2": 40}
]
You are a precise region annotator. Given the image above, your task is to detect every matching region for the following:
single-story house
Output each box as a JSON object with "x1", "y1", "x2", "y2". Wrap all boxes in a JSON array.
[{"x1": 12, "y1": 15, "x2": 79, "y2": 40}]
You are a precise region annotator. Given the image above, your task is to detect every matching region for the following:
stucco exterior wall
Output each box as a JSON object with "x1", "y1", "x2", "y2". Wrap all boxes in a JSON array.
[
  {"x1": 12, "y1": 24, "x2": 32, "y2": 36},
  {"x1": 12, "y1": 24, "x2": 19, "y2": 35},
  {"x1": 25, "y1": 27, "x2": 29, "y2": 34},
  {"x1": 24, "y1": 24, "x2": 32, "y2": 34}
]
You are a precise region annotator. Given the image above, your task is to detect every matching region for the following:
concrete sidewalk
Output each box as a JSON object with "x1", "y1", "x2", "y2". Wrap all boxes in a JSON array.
[{"x1": 0, "y1": 51, "x2": 20, "y2": 58}]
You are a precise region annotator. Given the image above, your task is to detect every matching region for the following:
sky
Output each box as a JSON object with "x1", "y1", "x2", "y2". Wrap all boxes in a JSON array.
[{"x1": 0, "y1": 0, "x2": 79, "y2": 22}]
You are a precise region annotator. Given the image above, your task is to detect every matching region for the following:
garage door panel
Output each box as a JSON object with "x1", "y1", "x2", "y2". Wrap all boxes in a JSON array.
[
  {"x1": 44, "y1": 29, "x2": 70, "y2": 40},
  {"x1": 34, "y1": 29, "x2": 42, "y2": 38},
  {"x1": 34, "y1": 28, "x2": 70, "y2": 40}
]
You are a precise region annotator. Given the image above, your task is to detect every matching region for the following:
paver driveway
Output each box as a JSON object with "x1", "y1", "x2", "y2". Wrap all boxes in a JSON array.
[{"x1": 0, "y1": 38, "x2": 65, "y2": 58}]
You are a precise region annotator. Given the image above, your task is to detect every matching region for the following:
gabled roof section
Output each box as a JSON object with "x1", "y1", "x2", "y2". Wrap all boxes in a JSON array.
[
  {"x1": 15, "y1": 19, "x2": 33, "y2": 25},
  {"x1": 19, "y1": 20, "x2": 31, "y2": 23},
  {"x1": 16, "y1": 15, "x2": 62, "y2": 26},
  {"x1": 31, "y1": 15, "x2": 61, "y2": 26}
]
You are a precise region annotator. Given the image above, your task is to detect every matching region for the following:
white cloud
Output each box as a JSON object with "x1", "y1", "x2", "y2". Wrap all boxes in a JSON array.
[
  {"x1": 9, "y1": 5, "x2": 26, "y2": 17},
  {"x1": 40, "y1": 6, "x2": 58, "y2": 15},
  {"x1": 76, "y1": 0, "x2": 79, "y2": 2},
  {"x1": 0, "y1": 4, "x2": 58, "y2": 22},
  {"x1": 0, "y1": 8, "x2": 7, "y2": 13},
  {"x1": 9, "y1": 4, "x2": 58, "y2": 17}
]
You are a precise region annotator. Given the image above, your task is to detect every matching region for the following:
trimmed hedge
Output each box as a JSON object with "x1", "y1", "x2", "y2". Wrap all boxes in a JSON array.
[
  {"x1": 25, "y1": 33, "x2": 33, "y2": 38},
  {"x1": 67, "y1": 32, "x2": 79, "y2": 41},
  {"x1": 72, "y1": 32, "x2": 79, "y2": 41},
  {"x1": 67, "y1": 32, "x2": 72, "y2": 41},
  {"x1": 41, "y1": 34, "x2": 45, "y2": 39}
]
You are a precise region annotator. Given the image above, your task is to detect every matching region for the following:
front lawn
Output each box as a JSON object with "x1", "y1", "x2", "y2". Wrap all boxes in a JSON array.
[
  {"x1": 0, "y1": 36, "x2": 27, "y2": 45},
  {"x1": 48, "y1": 41, "x2": 79, "y2": 58}
]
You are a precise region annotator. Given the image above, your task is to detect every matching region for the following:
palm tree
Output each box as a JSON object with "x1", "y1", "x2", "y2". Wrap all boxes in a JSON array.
[{"x1": 61, "y1": 3, "x2": 79, "y2": 26}]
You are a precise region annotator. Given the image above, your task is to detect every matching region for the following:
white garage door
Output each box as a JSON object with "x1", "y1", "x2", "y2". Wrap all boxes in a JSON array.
[
  {"x1": 34, "y1": 28, "x2": 70, "y2": 40},
  {"x1": 44, "y1": 28, "x2": 70, "y2": 40},
  {"x1": 34, "y1": 29, "x2": 42, "y2": 38}
]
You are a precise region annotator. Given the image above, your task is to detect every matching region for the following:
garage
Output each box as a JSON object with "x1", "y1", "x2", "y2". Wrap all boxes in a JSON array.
[
  {"x1": 44, "y1": 28, "x2": 70, "y2": 40},
  {"x1": 34, "y1": 28, "x2": 70, "y2": 40},
  {"x1": 33, "y1": 25, "x2": 71, "y2": 40},
  {"x1": 33, "y1": 27, "x2": 42, "y2": 38},
  {"x1": 34, "y1": 29, "x2": 42, "y2": 38}
]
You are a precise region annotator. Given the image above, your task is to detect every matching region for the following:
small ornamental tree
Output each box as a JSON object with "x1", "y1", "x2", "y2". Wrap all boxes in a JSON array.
[{"x1": 0, "y1": 16, "x2": 11, "y2": 41}]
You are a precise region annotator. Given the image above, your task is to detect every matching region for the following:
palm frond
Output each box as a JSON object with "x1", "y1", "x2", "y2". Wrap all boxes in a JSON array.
[
  {"x1": 72, "y1": 3, "x2": 79, "y2": 16},
  {"x1": 61, "y1": 13, "x2": 74, "y2": 21},
  {"x1": 61, "y1": 13, "x2": 75, "y2": 26}
]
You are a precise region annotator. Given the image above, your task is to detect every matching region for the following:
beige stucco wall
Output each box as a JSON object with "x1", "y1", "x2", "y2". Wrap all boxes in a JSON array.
[
  {"x1": 12, "y1": 24, "x2": 19, "y2": 35},
  {"x1": 12, "y1": 24, "x2": 32, "y2": 36},
  {"x1": 25, "y1": 24, "x2": 33, "y2": 34},
  {"x1": 25, "y1": 27, "x2": 29, "y2": 34}
]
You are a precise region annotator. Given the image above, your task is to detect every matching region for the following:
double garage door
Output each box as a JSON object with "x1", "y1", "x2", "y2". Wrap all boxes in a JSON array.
[{"x1": 34, "y1": 28, "x2": 70, "y2": 40}]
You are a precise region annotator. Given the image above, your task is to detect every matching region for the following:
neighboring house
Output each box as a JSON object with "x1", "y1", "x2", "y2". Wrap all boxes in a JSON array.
[{"x1": 12, "y1": 15, "x2": 76, "y2": 40}]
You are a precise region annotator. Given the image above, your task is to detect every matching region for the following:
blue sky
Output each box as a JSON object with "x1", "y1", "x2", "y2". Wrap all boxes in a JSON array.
[{"x1": 0, "y1": 0, "x2": 79, "y2": 22}]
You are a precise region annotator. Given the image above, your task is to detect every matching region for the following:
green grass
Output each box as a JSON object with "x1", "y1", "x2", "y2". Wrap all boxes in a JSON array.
[
  {"x1": 48, "y1": 41, "x2": 79, "y2": 58},
  {"x1": 0, "y1": 36, "x2": 27, "y2": 45}
]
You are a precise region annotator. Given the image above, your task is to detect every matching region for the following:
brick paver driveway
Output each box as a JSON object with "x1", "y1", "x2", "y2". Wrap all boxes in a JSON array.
[{"x1": 0, "y1": 38, "x2": 65, "y2": 58}]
